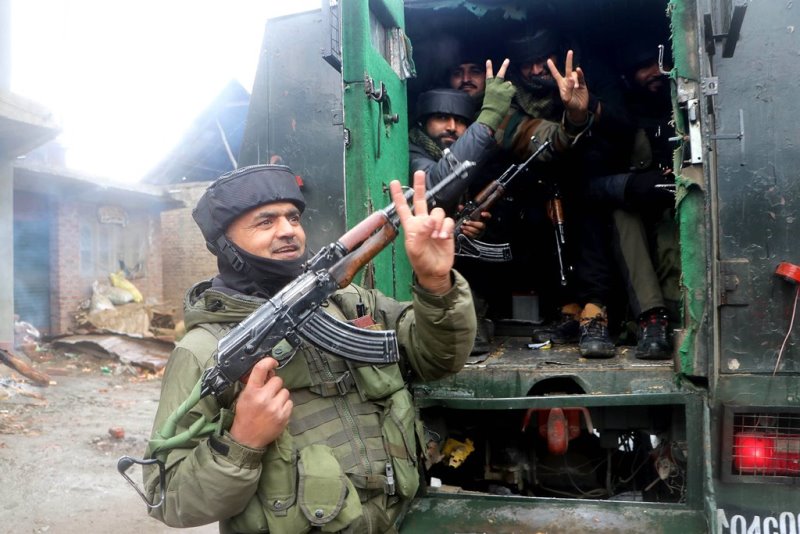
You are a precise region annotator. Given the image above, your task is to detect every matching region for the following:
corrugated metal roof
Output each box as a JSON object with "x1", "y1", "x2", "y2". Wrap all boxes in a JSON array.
[{"x1": 13, "y1": 162, "x2": 183, "y2": 212}]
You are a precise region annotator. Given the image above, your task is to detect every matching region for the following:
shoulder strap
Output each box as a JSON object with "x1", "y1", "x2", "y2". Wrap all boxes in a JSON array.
[{"x1": 196, "y1": 322, "x2": 232, "y2": 340}]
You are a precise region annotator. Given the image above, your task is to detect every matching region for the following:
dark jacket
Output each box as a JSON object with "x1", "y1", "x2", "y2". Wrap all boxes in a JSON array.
[{"x1": 409, "y1": 121, "x2": 497, "y2": 212}]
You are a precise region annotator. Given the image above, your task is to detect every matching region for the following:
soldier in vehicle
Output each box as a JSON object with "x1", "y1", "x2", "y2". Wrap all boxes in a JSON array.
[
  {"x1": 500, "y1": 29, "x2": 595, "y2": 162},
  {"x1": 585, "y1": 37, "x2": 679, "y2": 359},
  {"x1": 434, "y1": 37, "x2": 490, "y2": 103},
  {"x1": 143, "y1": 165, "x2": 476, "y2": 533},
  {"x1": 410, "y1": 59, "x2": 515, "y2": 211},
  {"x1": 538, "y1": 35, "x2": 676, "y2": 360},
  {"x1": 502, "y1": 27, "x2": 675, "y2": 360},
  {"x1": 497, "y1": 28, "x2": 628, "y2": 358},
  {"x1": 409, "y1": 60, "x2": 515, "y2": 355},
  {"x1": 448, "y1": 56, "x2": 486, "y2": 99}
]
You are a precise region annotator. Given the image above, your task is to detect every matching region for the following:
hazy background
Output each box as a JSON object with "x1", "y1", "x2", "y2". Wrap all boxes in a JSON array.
[{"x1": 10, "y1": 0, "x2": 321, "y2": 183}]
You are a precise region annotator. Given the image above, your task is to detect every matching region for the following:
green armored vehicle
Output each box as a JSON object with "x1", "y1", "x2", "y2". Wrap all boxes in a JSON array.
[{"x1": 239, "y1": 1, "x2": 800, "y2": 531}]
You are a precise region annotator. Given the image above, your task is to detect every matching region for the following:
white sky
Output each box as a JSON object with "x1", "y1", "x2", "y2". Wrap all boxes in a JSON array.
[{"x1": 11, "y1": 0, "x2": 321, "y2": 184}]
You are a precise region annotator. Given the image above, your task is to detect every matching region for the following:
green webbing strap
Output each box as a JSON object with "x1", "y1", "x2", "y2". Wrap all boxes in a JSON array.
[{"x1": 149, "y1": 378, "x2": 218, "y2": 461}]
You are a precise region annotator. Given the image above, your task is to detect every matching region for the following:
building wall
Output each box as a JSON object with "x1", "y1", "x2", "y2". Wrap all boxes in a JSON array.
[
  {"x1": 50, "y1": 200, "x2": 166, "y2": 334},
  {"x1": 160, "y1": 182, "x2": 217, "y2": 320},
  {"x1": 51, "y1": 202, "x2": 80, "y2": 334},
  {"x1": 13, "y1": 190, "x2": 52, "y2": 333}
]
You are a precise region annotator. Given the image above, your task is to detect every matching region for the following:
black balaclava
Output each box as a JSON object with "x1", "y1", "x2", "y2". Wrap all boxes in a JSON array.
[{"x1": 193, "y1": 164, "x2": 308, "y2": 298}]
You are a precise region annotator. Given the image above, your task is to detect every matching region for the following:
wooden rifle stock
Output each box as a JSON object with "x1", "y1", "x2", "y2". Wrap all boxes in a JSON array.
[
  {"x1": 329, "y1": 222, "x2": 398, "y2": 288},
  {"x1": 337, "y1": 211, "x2": 388, "y2": 252},
  {"x1": 545, "y1": 189, "x2": 569, "y2": 286},
  {"x1": 331, "y1": 157, "x2": 477, "y2": 288},
  {"x1": 455, "y1": 139, "x2": 551, "y2": 230},
  {"x1": 467, "y1": 182, "x2": 507, "y2": 222},
  {"x1": 546, "y1": 196, "x2": 565, "y2": 229}
]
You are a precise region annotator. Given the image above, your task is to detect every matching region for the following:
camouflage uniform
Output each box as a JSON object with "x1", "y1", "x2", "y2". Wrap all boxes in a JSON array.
[{"x1": 145, "y1": 274, "x2": 475, "y2": 533}]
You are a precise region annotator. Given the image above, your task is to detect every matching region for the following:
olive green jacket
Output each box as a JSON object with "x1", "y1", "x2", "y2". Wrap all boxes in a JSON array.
[{"x1": 144, "y1": 271, "x2": 475, "y2": 533}]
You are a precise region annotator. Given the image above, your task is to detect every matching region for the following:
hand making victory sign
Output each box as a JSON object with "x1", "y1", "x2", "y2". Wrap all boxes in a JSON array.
[
  {"x1": 389, "y1": 170, "x2": 455, "y2": 295},
  {"x1": 486, "y1": 57, "x2": 511, "y2": 82},
  {"x1": 547, "y1": 50, "x2": 590, "y2": 125}
]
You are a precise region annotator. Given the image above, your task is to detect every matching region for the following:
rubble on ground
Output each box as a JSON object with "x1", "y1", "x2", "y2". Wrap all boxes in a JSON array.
[{"x1": 2, "y1": 284, "x2": 179, "y2": 398}]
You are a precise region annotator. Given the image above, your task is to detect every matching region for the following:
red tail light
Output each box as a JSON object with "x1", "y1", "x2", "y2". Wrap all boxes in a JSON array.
[{"x1": 733, "y1": 432, "x2": 800, "y2": 475}]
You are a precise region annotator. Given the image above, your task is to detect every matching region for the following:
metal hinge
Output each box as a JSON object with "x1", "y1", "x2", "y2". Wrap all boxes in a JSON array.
[
  {"x1": 704, "y1": 0, "x2": 749, "y2": 59},
  {"x1": 686, "y1": 99, "x2": 704, "y2": 164},
  {"x1": 719, "y1": 258, "x2": 751, "y2": 306}
]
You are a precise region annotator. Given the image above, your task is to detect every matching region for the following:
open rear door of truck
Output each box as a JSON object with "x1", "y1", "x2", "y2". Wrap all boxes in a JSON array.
[{"x1": 341, "y1": 0, "x2": 414, "y2": 298}]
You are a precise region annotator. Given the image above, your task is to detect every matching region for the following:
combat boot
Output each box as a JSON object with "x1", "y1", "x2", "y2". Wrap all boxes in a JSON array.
[
  {"x1": 578, "y1": 303, "x2": 616, "y2": 358},
  {"x1": 635, "y1": 308, "x2": 672, "y2": 360},
  {"x1": 532, "y1": 303, "x2": 581, "y2": 344}
]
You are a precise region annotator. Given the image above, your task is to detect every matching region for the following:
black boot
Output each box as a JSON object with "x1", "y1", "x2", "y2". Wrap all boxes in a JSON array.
[
  {"x1": 578, "y1": 304, "x2": 616, "y2": 358},
  {"x1": 532, "y1": 303, "x2": 580, "y2": 344},
  {"x1": 635, "y1": 308, "x2": 672, "y2": 360}
]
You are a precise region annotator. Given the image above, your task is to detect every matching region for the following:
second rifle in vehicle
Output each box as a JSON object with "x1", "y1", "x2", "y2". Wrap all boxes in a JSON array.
[{"x1": 454, "y1": 138, "x2": 551, "y2": 262}]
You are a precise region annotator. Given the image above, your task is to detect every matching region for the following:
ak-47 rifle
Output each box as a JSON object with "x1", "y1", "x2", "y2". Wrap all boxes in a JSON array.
[
  {"x1": 545, "y1": 182, "x2": 570, "y2": 286},
  {"x1": 118, "y1": 158, "x2": 475, "y2": 509},
  {"x1": 199, "y1": 158, "x2": 474, "y2": 398},
  {"x1": 454, "y1": 138, "x2": 551, "y2": 262}
]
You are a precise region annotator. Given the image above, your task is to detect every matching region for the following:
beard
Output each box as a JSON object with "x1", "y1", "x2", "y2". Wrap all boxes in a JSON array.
[
  {"x1": 520, "y1": 73, "x2": 557, "y2": 97},
  {"x1": 433, "y1": 133, "x2": 457, "y2": 150}
]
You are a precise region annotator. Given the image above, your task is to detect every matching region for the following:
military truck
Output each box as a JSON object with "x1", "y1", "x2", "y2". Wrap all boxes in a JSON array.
[{"x1": 239, "y1": 1, "x2": 800, "y2": 532}]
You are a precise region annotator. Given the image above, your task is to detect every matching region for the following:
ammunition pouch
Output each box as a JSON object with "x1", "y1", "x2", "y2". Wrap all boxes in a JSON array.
[
  {"x1": 228, "y1": 435, "x2": 363, "y2": 533},
  {"x1": 379, "y1": 388, "x2": 422, "y2": 500}
]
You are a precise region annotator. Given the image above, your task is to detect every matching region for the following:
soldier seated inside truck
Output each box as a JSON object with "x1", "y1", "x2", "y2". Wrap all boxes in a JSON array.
[
  {"x1": 398, "y1": 0, "x2": 689, "y2": 506},
  {"x1": 405, "y1": 4, "x2": 680, "y2": 361}
]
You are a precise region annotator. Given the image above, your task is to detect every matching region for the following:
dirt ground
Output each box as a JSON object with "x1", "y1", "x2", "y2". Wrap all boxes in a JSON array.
[{"x1": 0, "y1": 350, "x2": 217, "y2": 534}]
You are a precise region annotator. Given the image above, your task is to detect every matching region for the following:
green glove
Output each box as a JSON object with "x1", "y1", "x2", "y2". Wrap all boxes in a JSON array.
[{"x1": 476, "y1": 77, "x2": 516, "y2": 131}]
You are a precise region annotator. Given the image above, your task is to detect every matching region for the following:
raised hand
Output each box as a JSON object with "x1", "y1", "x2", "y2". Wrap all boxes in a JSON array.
[
  {"x1": 479, "y1": 58, "x2": 516, "y2": 131},
  {"x1": 389, "y1": 170, "x2": 455, "y2": 295},
  {"x1": 486, "y1": 58, "x2": 510, "y2": 81},
  {"x1": 547, "y1": 50, "x2": 590, "y2": 125}
]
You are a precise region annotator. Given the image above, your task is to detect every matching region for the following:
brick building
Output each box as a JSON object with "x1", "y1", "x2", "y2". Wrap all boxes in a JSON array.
[
  {"x1": 7, "y1": 78, "x2": 250, "y2": 334},
  {"x1": 13, "y1": 161, "x2": 181, "y2": 336},
  {"x1": 159, "y1": 182, "x2": 216, "y2": 317}
]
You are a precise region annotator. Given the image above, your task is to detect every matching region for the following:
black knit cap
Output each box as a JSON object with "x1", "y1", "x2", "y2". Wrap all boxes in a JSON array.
[
  {"x1": 506, "y1": 28, "x2": 561, "y2": 65},
  {"x1": 193, "y1": 164, "x2": 305, "y2": 256},
  {"x1": 415, "y1": 88, "x2": 477, "y2": 124},
  {"x1": 445, "y1": 39, "x2": 485, "y2": 71},
  {"x1": 617, "y1": 37, "x2": 669, "y2": 75}
]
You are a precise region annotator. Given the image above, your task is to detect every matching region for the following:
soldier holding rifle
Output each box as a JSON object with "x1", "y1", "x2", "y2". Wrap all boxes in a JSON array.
[{"x1": 142, "y1": 165, "x2": 475, "y2": 533}]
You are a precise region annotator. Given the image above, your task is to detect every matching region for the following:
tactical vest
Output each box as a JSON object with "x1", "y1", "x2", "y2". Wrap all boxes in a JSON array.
[{"x1": 205, "y1": 296, "x2": 421, "y2": 534}]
